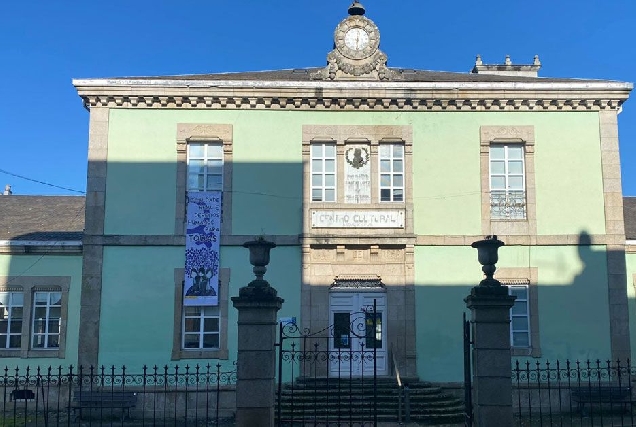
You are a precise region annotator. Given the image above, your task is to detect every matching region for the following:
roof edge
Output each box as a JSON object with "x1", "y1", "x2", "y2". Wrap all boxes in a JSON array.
[{"x1": 72, "y1": 77, "x2": 634, "y2": 91}]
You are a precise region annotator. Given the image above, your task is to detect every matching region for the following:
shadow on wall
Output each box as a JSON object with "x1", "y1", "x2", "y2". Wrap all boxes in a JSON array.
[
  {"x1": 414, "y1": 230, "x2": 629, "y2": 382},
  {"x1": 4, "y1": 159, "x2": 631, "y2": 382}
]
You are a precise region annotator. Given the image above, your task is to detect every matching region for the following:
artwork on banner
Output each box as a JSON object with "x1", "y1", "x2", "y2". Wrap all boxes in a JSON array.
[{"x1": 184, "y1": 191, "x2": 221, "y2": 306}]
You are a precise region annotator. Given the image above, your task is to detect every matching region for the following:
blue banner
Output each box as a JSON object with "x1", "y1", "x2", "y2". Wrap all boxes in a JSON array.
[{"x1": 184, "y1": 191, "x2": 221, "y2": 306}]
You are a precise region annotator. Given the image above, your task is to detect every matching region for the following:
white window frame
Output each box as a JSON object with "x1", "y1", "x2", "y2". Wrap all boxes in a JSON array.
[
  {"x1": 509, "y1": 284, "x2": 530, "y2": 348},
  {"x1": 310, "y1": 143, "x2": 337, "y2": 202},
  {"x1": 379, "y1": 143, "x2": 405, "y2": 202},
  {"x1": 31, "y1": 291, "x2": 62, "y2": 350},
  {"x1": 182, "y1": 305, "x2": 221, "y2": 350},
  {"x1": 187, "y1": 142, "x2": 224, "y2": 192},
  {"x1": 0, "y1": 292, "x2": 23, "y2": 349},
  {"x1": 489, "y1": 144, "x2": 526, "y2": 219}
]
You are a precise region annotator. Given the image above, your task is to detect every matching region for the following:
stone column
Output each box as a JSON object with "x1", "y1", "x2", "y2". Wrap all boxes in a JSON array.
[
  {"x1": 465, "y1": 236, "x2": 516, "y2": 427},
  {"x1": 465, "y1": 285, "x2": 516, "y2": 427},
  {"x1": 231, "y1": 238, "x2": 284, "y2": 427}
]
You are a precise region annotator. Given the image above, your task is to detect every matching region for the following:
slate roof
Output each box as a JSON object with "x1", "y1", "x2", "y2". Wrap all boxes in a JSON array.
[
  {"x1": 625, "y1": 197, "x2": 636, "y2": 240},
  {"x1": 0, "y1": 196, "x2": 85, "y2": 241},
  {"x1": 109, "y1": 67, "x2": 618, "y2": 84}
]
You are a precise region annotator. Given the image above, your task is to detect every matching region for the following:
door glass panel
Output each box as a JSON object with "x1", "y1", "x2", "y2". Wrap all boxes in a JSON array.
[
  {"x1": 365, "y1": 312, "x2": 382, "y2": 349},
  {"x1": 333, "y1": 312, "x2": 350, "y2": 349}
]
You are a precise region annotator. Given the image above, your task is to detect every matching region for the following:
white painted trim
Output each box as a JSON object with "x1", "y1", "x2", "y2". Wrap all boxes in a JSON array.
[
  {"x1": 627, "y1": 240, "x2": 636, "y2": 245},
  {"x1": 72, "y1": 78, "x2": 633, "y2": 91},
  {"x1": 0, "y1": 240, "x2": 82, "y2": 247}
]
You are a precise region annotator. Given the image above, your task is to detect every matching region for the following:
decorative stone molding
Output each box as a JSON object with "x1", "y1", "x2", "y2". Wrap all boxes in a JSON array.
[
  {"x1": 312, "y1": 50, "x2": 398, "y2": 81},
  {"x1": 331, "y1": 275, "x2": 384, "y2": 289},
  {"x1": 480, "y1": 126, "x2": 534, "y2": 143},
  {"x1": 79, "y1": 233, "x2": 621, "y2": 247},
  {"x1": 78, "y1": 94, "x2": 627, "y2": 112}
]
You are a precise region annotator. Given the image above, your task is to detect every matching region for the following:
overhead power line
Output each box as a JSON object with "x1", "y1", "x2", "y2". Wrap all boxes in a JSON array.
[{"x1": 0, "y1": 168, "x2": 86, "y2": 194}]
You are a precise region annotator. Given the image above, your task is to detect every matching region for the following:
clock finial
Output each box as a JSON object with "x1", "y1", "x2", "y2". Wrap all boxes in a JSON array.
[{"x1": 348, "y1": 1, "x2": 365, "y2": 16}]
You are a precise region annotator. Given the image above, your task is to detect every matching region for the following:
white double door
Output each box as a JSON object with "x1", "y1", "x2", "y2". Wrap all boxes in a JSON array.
[{"x1": 329, "y1": 292, "x2": 387, "y2": 377}]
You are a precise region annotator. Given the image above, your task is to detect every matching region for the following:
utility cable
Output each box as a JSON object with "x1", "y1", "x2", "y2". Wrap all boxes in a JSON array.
[{"x1": 0, "y1": 168, "x2": 85, "y2": 195}]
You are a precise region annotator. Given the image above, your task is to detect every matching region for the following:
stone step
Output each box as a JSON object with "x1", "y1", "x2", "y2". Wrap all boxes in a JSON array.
[{"x1": 276, "y1": 378, "x2": 465, "y2": 424}]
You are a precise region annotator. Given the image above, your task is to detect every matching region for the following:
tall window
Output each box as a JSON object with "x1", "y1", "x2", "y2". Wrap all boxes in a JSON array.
[
  {"x1": 31, "y1": 292, "x2": 61, "y2": 349},
  {"x1": 379, "y1": 144, "x2": 404, "y2": 202},
  {"x1": 182, "y1": 305, "x2": 220, "y2": 349},
  {"x1": 490, "y1": 144, "x2": 526, "y2": 219},
  {"x1": 187, "y1": 143, "x2": 224, "y2": 192},
  {"x1": 0, "y1": 292, "x2": 23, "y2": 349},
  {"x1": 509, "y1": 285, "x2": 530, "y2": 348},
  {"x1": 311, "y1": 143, "x2": 336, "y2": 202}
]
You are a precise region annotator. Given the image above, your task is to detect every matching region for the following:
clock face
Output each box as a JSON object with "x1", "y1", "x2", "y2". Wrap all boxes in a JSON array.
[
  {"x1": 344, "y1": 27, "x2": 369, "y2": 51},
  {"x1": 334, "y1": 16, "x2": 380, "y2": 60}
]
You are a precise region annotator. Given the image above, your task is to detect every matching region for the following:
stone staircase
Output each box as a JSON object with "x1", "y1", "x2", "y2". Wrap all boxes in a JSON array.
[{"x1": 275, "y1": 377, "x2": 465, "y2": 425}]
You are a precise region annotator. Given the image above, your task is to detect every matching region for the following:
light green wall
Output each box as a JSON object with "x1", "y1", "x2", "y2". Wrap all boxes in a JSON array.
[
  {"x1": 99, "y1": 245, "x2": 301, "y2": 370},
  {"x1": 414, "y1": 244, "x2": 611, "y2": 382},
  {"x1": 413, "y1": 112, "x2": 605, "y2": 235},
  {"x1": 0, "y1": 254, "x2": 83, "y2": 367},
  {"x1": 626, "y1": 252, "x2": 636, "y2": 360},
  {"x1": 105, "y1": 109, "x2": 605, "y2": 237}
]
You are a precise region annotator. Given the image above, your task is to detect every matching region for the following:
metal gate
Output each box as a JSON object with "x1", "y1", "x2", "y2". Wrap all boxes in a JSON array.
[
  {"x1": 276, "y1": 300, "x2": 380, "y2": 426},
  {"x1": 463, "y1": 312, "x2": 473, "y2": 426}
]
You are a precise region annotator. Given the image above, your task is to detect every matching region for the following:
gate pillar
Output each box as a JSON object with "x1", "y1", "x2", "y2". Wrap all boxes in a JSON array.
[
  {"x1": 232, "y1": 238, "x2": 284, "y2": 427},
  {"x1": 464, "y1": 236, "x2": 516, "y2": 427}
]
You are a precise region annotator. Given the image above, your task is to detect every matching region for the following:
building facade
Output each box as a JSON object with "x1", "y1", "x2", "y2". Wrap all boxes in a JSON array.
[{"x1": 2, "y1": 4, "x2": 635, "y2": 382}]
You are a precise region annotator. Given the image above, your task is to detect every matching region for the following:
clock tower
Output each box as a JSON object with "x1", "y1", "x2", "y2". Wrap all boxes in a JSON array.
[{"x1": 312, "y1": 2, "x2": 397, "y2": 81}]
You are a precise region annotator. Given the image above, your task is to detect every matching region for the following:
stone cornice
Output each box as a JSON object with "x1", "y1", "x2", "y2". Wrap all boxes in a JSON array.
[{"x1": 73, "y1": 79, "x2": 632, "y2": 111}]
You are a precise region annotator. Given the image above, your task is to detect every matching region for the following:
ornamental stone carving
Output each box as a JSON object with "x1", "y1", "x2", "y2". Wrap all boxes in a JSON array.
[
  {"x1": 80, "y1": 94, "x2": 625, "y2": 112},
  {"x1": 311, "y1": 3, "x2": 397, "y2": 81},
  {"x1": 480, "y1": 126, "x2": 535, "y2": 143}
]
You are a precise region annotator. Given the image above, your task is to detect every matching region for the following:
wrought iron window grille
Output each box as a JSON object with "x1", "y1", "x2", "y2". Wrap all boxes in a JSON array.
[{"x1": 490, "y1": 190, "x2": 527, "y2": 220}]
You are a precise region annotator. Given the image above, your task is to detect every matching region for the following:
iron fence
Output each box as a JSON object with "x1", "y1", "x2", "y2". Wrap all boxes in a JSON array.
[
  {"x1": 0, "y1": 363, "x2": 236, "y2": 426},
  {"x1": 276, "y1": 302, "x2": 381, "y2": 426},
  {"x1": 513, "y1": 359, "x2": 636, "y2": 426}
]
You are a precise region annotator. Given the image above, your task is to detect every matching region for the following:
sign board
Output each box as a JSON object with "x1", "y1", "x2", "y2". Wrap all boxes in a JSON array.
[{"x1": 311, "y1": 210, "x2": 405, "y2": 228}]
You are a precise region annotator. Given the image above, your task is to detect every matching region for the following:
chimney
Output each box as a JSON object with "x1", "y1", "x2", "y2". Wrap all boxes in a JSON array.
[
  {"x1": 3, "y1": 184, "x2": 12, "y2": 195},
  {"x1": 472, "y1": 55, "x2": 541, "y2": 77}
]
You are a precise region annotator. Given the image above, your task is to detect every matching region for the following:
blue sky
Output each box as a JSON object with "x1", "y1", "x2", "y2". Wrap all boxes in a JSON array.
[{"x1": 1, "y1": 0, "x2": 635, "y2": 195}]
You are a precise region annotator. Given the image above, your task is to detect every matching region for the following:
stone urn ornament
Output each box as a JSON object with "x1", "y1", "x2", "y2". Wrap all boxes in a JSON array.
[{"x1": 238, "y1": 237, "x2": 279, "y2": 299}]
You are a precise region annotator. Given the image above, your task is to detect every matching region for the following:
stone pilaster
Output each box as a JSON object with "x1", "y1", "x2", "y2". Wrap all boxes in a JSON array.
[
  {"x1": 231, "y1": 289, "x2": 283, "y2": 427},
  {"x1": 79, "y1": 106, "x2": 109, "y2": 368},
  {"x1": 465, "y1": 285, "x2": 516, "y2": 427},
  {"x1": 599, "y1": 110, "x2": 631, "y2": 361}
]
